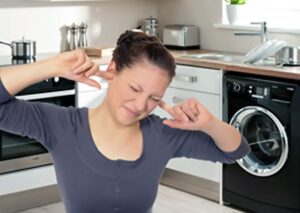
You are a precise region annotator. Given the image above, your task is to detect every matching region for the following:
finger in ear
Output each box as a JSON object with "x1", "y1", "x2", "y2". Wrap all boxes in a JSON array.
[{"x1": 107, "y1": 61, "x2": 117, "y2": 73}]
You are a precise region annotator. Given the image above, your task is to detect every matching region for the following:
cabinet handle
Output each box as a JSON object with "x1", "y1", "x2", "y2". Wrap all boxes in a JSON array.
[
  {"x1": 174, "y1": 75, "x2": 197, "y2": 83},
  {"x1": 172, "y1": 96, "x2": 186, "y2": 104}
]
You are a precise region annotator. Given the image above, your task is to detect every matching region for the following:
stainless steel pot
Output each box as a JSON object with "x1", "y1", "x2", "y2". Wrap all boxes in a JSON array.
[
  {"x1": 0, "y1": 37, "x2": 36, "y2": 59},
  {"x1": 275, "y1": 46, "x2": 300, "y2": 66},
  {"x1": 136, "y1": 16, "x2": 159, "y2": 38},
  {"x1": 144, "y1": 16, "x2": 159, "y2": 37}
]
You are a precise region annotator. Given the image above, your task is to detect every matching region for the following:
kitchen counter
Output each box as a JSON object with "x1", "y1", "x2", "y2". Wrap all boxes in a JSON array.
[
  {"x1": 2, "y1": 48, "x2": 299, "y2": 80},
  {"x1": 171, "y1": 49, "x2": 300, "y2": 80},
  {"x1": 92, "y1": 48, "x2": 300, "y2": 81}
]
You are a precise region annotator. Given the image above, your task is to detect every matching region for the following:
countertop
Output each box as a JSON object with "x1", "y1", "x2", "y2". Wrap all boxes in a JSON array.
[
  {"x1": 2, "y1": 48, "x2": 299, "y2": 80},
  {"x1": 93, "y1": 48, "x2": 300, "y2": 81},
  {"x1": 170, "y1": 49, "x2": 300, "y2": 80}
]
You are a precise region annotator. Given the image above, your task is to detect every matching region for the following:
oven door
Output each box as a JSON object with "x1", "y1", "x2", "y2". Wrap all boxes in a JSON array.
[{"x1": 0, "y1": 89, "x2": 75, "y2": 174}]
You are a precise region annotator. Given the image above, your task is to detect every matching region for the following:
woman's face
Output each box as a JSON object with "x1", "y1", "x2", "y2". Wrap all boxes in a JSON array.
[{"x1": 106, "y1": 60, "x2": 171, "y2": 126}]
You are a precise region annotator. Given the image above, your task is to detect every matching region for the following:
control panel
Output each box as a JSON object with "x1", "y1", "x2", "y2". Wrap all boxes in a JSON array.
[{"x1": 227, "y1": 79, "x2": 295, "y2": 102}]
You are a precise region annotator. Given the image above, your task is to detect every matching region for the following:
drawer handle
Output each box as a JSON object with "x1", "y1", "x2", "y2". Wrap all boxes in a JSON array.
[
  {"x1": 174, "y1": 75, "x2": 197, "y2": 83},
  {"x1": 172, "y1": 96, "x2": 186, "y2": 104}
]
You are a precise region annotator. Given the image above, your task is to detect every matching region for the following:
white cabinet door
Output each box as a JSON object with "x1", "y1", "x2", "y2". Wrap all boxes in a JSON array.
[
  {"x1": 77, "y1": 89, "x2": 107, "y2": 108},
  {"x1": 76, "y1": 64, "x2": 108, "y2": 108},
  {"x1": 153, "y1": 87, "x2": 221, "y2": 182},
  {"x1": 0, "y1": 165, "x2": 56, "y2": 195}
]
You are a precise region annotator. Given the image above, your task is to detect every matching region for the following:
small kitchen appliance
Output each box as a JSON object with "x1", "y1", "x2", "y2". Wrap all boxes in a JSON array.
[
  {"x1": 275, "y1": 46, "x2": 300, "y2": 66},
  {"x1": 162, "y1": 25, "x2": 200, "y2": 50}
]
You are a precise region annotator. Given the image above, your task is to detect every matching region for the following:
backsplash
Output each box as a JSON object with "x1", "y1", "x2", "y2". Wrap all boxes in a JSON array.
[
  {"x1": 0, "y1": 0, "x2": 156, "y2": 56},
  {"x1": 157, "y1": 0, "x2": 300, "y2": 54}
]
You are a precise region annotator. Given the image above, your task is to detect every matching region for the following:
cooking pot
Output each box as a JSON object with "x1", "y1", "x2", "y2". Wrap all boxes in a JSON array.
[
  {"x1": 137, "y1": 16, "x2": 159, "y2": 38},
  {"x1": 0, "y1": 37, "x2": 36, "y2": 59},
  {"x1": 275, "y1": 46, "x2": 300, "y2": 66}
]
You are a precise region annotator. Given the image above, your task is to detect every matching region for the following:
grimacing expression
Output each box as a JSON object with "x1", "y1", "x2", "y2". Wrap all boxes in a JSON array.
[{"x1": 106, "y1": 60, "x2": 171, "y2": 126}]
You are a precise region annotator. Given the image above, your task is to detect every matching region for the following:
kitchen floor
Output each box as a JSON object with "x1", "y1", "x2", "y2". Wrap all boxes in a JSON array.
[{"x1": 19, "y1": 185, "x2": 243, "y2": 213}]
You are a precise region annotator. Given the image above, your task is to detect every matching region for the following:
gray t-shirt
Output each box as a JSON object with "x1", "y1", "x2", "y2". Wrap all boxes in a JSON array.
[{"x1": 0, "y1": 80, "x2": 250, "y2": 213}]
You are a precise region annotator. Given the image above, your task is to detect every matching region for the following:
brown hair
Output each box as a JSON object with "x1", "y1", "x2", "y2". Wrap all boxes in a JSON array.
[{"x1": 112, "y1": 30, "x2": 176, "y2": 79}]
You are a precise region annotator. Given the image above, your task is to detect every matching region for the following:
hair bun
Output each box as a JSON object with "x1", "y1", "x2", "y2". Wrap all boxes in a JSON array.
[
  {"x1": 112, "y1": 29, "x2": 175, "y2": 78},
  {"x1": 116, "y1": 30, "x2": 149, "y2": 48}
]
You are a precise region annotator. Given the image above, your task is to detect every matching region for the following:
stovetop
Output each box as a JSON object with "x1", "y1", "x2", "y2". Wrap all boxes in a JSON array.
[
  {"x1": 0, "y1": 56, "x2": 34, "y2": 66},
  {"x1": 0, "y1": 53, "x2": 75, "y2": 95},
  {"x1": 0, "y1": 53, "x2": 56, "y2": 67}
]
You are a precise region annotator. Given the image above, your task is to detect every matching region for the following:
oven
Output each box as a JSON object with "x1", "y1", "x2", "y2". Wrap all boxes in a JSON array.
[{"x1": 0, "y1": 57, "x2": 76, "y2": 174}]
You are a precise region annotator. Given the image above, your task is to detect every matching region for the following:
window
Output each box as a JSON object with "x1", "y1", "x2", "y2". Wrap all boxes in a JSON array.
[{"x1": 223, "y1": 0, "x2": 300, "y2": 29}]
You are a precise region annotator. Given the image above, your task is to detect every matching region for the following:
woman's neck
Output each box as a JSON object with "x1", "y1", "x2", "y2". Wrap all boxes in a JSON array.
[
  {"x1": 90, "y1": 99, "x2": 140, "y2": 138},
  {"x1": 88, "y1": 99, "x2": 143, "y2": 161}
]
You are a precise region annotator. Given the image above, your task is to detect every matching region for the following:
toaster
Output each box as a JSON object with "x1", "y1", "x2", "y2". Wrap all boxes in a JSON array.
[{"x1": 163, "y1": 25, "x2": 200, "y2": 49}]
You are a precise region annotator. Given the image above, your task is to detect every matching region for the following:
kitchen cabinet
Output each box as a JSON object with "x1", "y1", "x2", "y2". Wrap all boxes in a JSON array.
[
  {"x1": 76, "y1": 64, "x2": 108, "y2": 108},
  {"x1": 153, "y1": 65, "x2": 223, "y2": 183},
  {"x1": 0, "y1": 165, "x2": 56, "y2": 196},
  {"x1": 76, "y1": 79, "x2": 107, "y2": 108}
]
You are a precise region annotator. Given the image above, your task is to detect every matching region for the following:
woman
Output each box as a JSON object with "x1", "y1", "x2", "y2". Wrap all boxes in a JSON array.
[{"x1": 0, "y1": 31, "x2": 250, "y2": 213}]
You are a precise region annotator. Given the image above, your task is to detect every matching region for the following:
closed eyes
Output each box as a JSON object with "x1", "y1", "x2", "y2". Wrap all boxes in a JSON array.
[
  {"x1": 151, "y1": 97, "x2": 161, "y2": 102},
  {"x1": 129, "y1": 84, "x2": 162, "y2": 102},
  {"x1": 130, "y1": 85, "x2": 140, "y2": 92}
]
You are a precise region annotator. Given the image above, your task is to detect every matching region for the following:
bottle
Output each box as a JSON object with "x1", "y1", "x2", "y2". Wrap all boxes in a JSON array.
[
  {"x1": 69, "y1": 23, "x2": 78, "y2": 50},
  {"x1": 78, "y1": 22, "x2": 88, "y2": 48}
]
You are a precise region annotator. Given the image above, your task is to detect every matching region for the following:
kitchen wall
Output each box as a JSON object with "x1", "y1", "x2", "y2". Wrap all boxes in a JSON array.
[
  {"x1": 157, "y1": 0, "x2": 300, "y2": 54},
  {"x1": 1, "y1": 0, "x2": 299, "y2": 56},
  {"x1": 0, "y1": 0, "x2": 156, "y2": 56}
]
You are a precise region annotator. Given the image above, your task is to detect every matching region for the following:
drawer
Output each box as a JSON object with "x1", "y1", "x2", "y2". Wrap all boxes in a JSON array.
[{"x1": 171, "y1": 65, "x2": 221, "y2": 95}]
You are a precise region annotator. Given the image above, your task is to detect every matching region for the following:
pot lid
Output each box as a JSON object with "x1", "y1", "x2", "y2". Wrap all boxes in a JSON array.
[
  {"x1": 13, "y1": 37, "x2": 35, "y2": 44},
  {"x1": 144, "y1": 16, "x2": 159, "y2": 24}
]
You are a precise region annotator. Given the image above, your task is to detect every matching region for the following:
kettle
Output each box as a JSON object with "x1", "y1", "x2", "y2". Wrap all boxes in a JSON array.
[{"x1": 137, "y1": 16, "x2": 160, "y2": 38}]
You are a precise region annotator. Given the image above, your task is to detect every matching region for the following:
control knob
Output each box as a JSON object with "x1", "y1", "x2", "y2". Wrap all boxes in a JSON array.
[{"x1": 233, "y1": 82, "x2": 243, "y2": 92}]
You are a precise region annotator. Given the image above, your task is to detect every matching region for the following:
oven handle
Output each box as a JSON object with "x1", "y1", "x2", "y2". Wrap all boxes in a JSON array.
[{"x1": 16, "y1": 89, "x2": 76, "y2": 101}]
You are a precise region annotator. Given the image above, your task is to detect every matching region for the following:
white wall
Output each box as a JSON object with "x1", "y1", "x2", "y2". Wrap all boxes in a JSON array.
[
  {"x1": 157, "y1": 0, "x2": 300, "y2": 54},
  {"x1": 0, "y1": 0, "x2": 157, "y2": 56},
  {"x1": 1, "y1": 0, "x2": 299, "y2": 56}
]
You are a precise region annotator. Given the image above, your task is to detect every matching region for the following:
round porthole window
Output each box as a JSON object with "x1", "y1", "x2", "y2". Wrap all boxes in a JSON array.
[{"x1": 230, "y1": 106, "x2": 288, "y2": 177}]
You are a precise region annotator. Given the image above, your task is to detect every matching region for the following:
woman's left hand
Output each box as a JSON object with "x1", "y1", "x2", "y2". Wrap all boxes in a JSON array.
[{"x1": 158, "y1": 98, "x2": 216, "y2": 132}]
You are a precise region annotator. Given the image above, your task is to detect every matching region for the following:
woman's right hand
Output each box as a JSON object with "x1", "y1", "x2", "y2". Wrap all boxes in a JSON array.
[{"x1": 51, "y1": 49, "x2": 114, "y2": 89}]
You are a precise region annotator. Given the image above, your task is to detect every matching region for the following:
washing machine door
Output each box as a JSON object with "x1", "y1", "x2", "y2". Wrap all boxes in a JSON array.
[{"x1": 230, "y1": 106, "x2": 288, "y2": 177}]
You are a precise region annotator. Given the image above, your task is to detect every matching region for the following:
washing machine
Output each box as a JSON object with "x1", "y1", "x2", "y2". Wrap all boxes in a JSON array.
[{"x1": 223, "y1": 73, "x2": 300, "y2": 213}]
